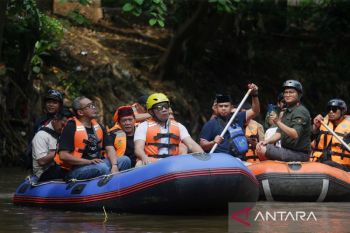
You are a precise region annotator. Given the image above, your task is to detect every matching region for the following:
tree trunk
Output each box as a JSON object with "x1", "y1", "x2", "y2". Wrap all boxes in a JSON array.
[
  {"x1": 36, "y1": 0, "x2": 53, "y2": 12},
  {"x1": 155, "y1": 1, "x2": 209, "y2": 80},
  {"x1": 0, "y1": 0, "x2": 8, "y2": 62}
]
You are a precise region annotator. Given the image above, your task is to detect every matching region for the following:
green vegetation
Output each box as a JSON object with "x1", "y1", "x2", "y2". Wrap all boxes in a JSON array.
[
  {"x1": 1, "y1": 0, "x2": 350, "y2": 165},
  {"x1": 0, "y1": 0, "x2": 65, "y2": 164}
]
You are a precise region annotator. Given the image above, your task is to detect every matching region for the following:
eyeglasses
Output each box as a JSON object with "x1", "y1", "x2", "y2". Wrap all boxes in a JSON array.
[
  {"x1": 153, "y1": 103, "x2": 170, "y2": 111},
  {"x1": 80, "y1": 102, "x2": 96, "y2": 110},
  {"x1": 327, "y1": 106, "x2": 340, "y2": 113}
]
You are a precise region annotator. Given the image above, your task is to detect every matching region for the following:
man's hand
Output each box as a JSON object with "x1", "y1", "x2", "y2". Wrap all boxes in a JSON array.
[
  {"x1": 269, "y1": 111, "x2": 280, "y2": 125},
  {"x1": 256, "y1": 140, "x2": 267, "y2": 151},
  {"x1": 111, "y1": 164, "x2": 119, "y2": 173},
  {"x1": 213, "y1": 135, "x2": 224, "y2": 145},
  {"x1": 313, "y1": 114, "x2": 323, "y2": 129},
  {"x1": 248, "y1": 83, "x2": 259, "y2": 96},
  {"x1": 89, "y1": 158, "x2": 103, "y2": 165},
  {"x1": 141, "y1": 156, "x2": 150, "y2": 165}
]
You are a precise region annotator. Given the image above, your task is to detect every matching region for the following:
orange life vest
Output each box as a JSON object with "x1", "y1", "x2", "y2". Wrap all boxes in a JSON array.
[
  {"x1": 244, "y1": 120, "x2": 260, "y2": 163},
  {"x1": 108, "y1": 123, "x2": 127, "y2": 157},
  {"x1": 54, "y1": 117, "x2": 104, "y2": 170},
  {"x1": 144, "y1": 119, "x2": 181, "y2": 158},
  {"x1": 311, "y1": 115, "x2": 350, "y2": 166}
]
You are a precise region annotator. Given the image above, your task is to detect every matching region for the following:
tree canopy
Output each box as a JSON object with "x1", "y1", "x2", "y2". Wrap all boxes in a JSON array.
[{"x1": 0, "y1": 0, "x2": 350, "y2": 165}]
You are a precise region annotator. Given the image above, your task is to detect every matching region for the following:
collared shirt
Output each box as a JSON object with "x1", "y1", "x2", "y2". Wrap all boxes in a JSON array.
[
  {"x1": 277, "y1": 103, "x2": 311, "y2": 152},
  {"x1": 32, "y1": 122, "x2": 57, "y2": 178}
]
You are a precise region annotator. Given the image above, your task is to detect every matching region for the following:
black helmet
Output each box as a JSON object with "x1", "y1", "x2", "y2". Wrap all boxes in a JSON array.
[
  {"x1": 54, "y1": 106, "x2": 74, "y2": 119},
  {"x1": 45, "y1": 89, "x2": 63, "y2": 103},
  {"x1": 137, "y1": 95, "x2": 148, "y2": 108},
  {"x1": 327, "y1": 98, "x2": 347, "y2": 114},
  {"x1": 282, "y1": 80, "x2": 303, "y2": 93}
]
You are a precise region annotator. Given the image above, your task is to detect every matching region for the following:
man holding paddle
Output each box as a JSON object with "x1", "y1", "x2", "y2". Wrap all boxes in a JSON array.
[
  {"x1": 199, "y1": 83, "x2": 260, "y2": 160},
  {"x1": 311, "y1": 98, "x2": 350, "y2": 171}
]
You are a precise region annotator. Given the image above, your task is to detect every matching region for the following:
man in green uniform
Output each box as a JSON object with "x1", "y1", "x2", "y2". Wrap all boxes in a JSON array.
[{"x1": 256, "y1": 80, "x2": 311, "y2": 162}]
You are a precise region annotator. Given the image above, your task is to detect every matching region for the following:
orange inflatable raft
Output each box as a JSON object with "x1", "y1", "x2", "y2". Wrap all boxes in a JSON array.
[{"x1": 248, "y1": 161, "x2": 350, "y2": 202}]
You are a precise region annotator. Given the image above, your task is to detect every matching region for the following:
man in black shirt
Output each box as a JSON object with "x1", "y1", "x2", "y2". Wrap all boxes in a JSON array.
[
  {"x1": 109, "y1": 106, "x2": 136, "y2": 167},
  {"x1": 56, "y1": 96, "x2": 131, "y2": 180}
]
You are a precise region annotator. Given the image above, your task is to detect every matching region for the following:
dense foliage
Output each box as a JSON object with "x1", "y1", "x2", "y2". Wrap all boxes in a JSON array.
[
  {"x1": 121, "y1": 0, "x2": 350, "y2": 118},
  {"x1": 0, "y1": 0, "x2": 64, "y2": 165},
  {"x1": 1, "y1": 0, "x2": 350, "y2": 166}
]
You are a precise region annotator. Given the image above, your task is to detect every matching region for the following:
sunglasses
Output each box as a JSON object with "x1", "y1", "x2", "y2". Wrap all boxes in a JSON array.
[
  {"x1": 153, "y1": 103, "x2": 170, "y2": 111},
  {"x1": 327, "y1": 106, "x2": 340, "y2": 112},
  {"x1": 80, "y1": 102, "x2": 96, "y2": 110}
]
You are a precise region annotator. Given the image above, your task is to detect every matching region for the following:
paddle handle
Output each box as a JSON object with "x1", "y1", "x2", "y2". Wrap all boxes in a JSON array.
[
  {"x1": 320, "y1": 121, "x2": 350, "y2": 152},
  {"x1": 209, "y1": 89, "x2": 253, "y2": 153}
]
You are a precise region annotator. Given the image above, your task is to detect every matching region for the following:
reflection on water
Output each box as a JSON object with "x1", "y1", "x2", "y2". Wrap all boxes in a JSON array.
[
  {"x1": 2, "y1": 168, "x2": 349, "y2": 233},
  {"x1": 1, "y1": 203, "x2": 227, "y2": 233}
]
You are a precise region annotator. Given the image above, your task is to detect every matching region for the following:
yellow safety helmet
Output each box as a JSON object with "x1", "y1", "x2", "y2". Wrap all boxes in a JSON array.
[{"x1": 146, "y1": 93, "x2": 169, "y2": 110}]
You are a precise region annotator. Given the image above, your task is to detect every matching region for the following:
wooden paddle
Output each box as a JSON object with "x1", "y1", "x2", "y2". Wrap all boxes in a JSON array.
[
  {"x1": 320, "y1": 121, "x2": 350, "y2": 152},
  {"x1": 210, "y1": 89, "x2": 252, "y2": 153}
]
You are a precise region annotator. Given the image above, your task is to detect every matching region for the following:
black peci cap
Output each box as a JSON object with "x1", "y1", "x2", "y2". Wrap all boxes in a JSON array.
[{"x1": 215, "y1": 94, "x2": 232, "y2": 104}]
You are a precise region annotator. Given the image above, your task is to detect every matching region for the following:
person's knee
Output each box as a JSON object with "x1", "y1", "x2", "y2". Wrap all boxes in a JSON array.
[
  {"x1": 117, "y1": 156, "x2": 131, "y2": 171},
  {"x1": 98, "y1": 163, "x2": 110, "y2": 175}
]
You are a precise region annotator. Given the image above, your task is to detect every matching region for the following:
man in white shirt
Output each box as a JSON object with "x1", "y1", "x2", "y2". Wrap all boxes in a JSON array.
[
  {"x1": 134, "y1": 93, "x2": 204, "y2": 166},
  {"x1": 32, "y1": 109, "x2": 71, "y2": 181}
]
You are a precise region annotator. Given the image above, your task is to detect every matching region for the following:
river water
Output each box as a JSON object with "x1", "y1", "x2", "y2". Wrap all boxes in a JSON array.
[{"x1": 1, "y1": 167, "x2": 350, "y2": 233}]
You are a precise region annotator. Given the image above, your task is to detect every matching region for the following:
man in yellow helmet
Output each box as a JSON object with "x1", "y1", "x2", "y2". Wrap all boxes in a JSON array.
[{"x1": 134, "y1": 93, "x2": 204, "y2": 165}]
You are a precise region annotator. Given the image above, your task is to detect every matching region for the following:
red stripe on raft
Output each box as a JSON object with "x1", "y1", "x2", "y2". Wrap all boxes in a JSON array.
[{"x1": 13, "y1": 168, "x2": 257, "y2": 204}]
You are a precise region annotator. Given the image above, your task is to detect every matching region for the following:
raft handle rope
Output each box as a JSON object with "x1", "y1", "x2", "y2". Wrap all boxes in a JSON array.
[
  {"x1": 27, "y1": 175, "x2": 38, "y2": 186},
  {"x1": 28, "y1": 168, "x2": 136, "y2": 187}
]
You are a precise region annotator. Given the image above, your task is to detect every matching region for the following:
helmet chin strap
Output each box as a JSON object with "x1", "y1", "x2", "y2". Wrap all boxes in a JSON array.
[
  {"x1": 297, "y1": 93, "x2": 303, "y2": 101},
  {"x1": 341, "y1": 109, "x2": 346, "y2": 116}
]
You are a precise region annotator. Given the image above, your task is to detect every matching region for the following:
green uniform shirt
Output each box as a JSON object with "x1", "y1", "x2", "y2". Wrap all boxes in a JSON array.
[{"x1": 277, "y1": 103, "x2": 311, "y2": 152}]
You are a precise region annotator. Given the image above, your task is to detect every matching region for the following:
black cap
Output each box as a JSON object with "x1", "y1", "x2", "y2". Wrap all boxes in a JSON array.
[
  {"x1": 61, "y1": 106, "x2": 74, "y2": 118},
  {"x1": 215, "y1": 94, "x2": 232, "y2": 104},
  {"x1": 54, "y1": 106, "x2": 73, "y2": 119},
  {"x1": 137, "y1": 95, "x2": 148, "y2": 106}
]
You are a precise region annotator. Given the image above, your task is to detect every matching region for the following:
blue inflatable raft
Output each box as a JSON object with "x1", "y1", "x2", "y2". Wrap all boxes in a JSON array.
[{"x1": 13, "y1": 153, "x2": 258, "y2": 213}]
